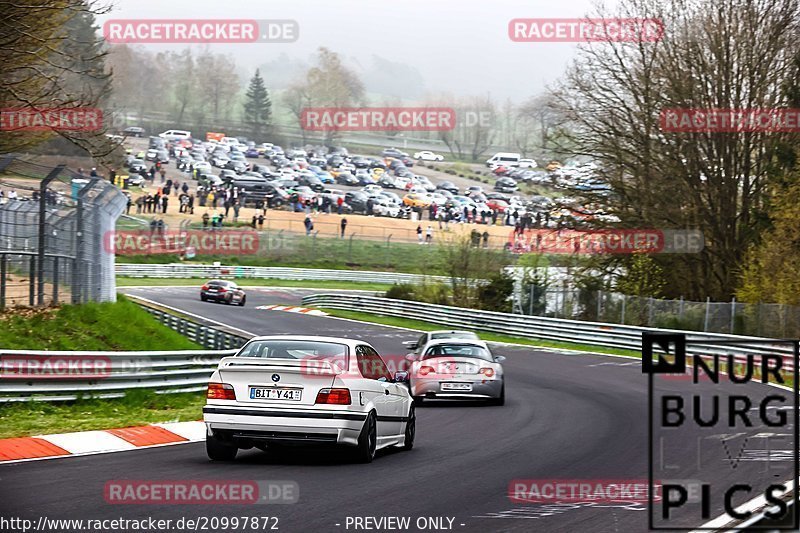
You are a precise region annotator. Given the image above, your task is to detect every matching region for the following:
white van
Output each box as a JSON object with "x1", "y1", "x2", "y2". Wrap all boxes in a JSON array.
[
  {"x1": 159, "y1": 129, "x2": 192, "y2": 141},
  {"x1": 485, "y1": 152, "x2": 521, "y2": 168}
]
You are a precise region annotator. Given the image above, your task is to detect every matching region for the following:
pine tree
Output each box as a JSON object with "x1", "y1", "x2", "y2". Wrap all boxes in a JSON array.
[{"x1": 243, "y1": 70, "x2": 272, "y2": 140}]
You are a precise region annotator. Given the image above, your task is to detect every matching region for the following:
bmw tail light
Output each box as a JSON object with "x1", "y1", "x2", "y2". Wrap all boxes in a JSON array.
[
  {"x1": 201, "y1": 285, "x2": 208, "y2": 291},
  {"x1": 207, "y1": 382, "x2": 236, "y2": 400},
  {"x1": 315, "y1": 388, "x2": 351, "y2": 405},
  {"x1": 479, "y1": 368, "x2": 495, "y2": 378},
  {"x1": 418, "y1": 365, "x2": 435, "y2": 376}
]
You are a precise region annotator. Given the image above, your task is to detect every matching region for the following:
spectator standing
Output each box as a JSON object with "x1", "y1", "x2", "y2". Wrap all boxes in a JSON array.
[
  {"x1": 161, "y1": 195, "x2": 168, "y2": 213},
  {"x1": 425, "y1": 225, "x2": 433, "y2": 244},
  {"x1": 202, "y1": 212, "x2": 209, "y2": 229},
  {"x1": 257, "y1": 214, "x2": 264, "y2": 229},
  {"x1": 340, "y1": 217, "x2": 347, "y2": 238},
  {"x1": 232, "y1": 199, "x2": 240, "y2": 223},
  {"x1": 337, "y1": 196, "x2": 344, "y2": 214},
  {"x1": 304, "y1": 215, "x2": 314, "y2": 236},
  {"x1": 416, "y1": 225, "x2": 423, "y2": 244}
]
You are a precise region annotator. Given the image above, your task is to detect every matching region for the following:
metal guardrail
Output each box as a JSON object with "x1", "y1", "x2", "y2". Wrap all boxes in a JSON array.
[
  {"x1": 116, "y1": 263, "x2": 453, "y2": 285},
  {"x1": 300, "y1": 294, "x2": 797, "y2": 369},
  {"x1": 0, "y1": 299, "x2": 249, "y2": 402}
]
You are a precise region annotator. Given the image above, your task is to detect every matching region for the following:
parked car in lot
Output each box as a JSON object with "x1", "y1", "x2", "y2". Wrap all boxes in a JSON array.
[
  {"x1": 405, "y1": 338, "x2": 505, "y2": 405},
  {"x1": 355, "y1": 169, "x2": 375, "y2": 185},
  {"x1": 200, "y1": 280, "x2": 246, "y2": 306},
  {"x1": 203, "y1": 336, "x2": 414, "y2": 462},
  {"x1": 345, "y1": 191, "x2": 370, "y2": 213},
  {"x1": 382, "y1": 147, "x2": 408, "y2": 158},
  {"x1": 436, "y1": 181, "x2": 459, "y2": 194},
  {"x1": 335, "y1": 172, "x2": 359, "y2": 186},
  {"x1": 297, "y1": 174, "x2": 326, "y2": 192},
  {"x1": 413, "y1": 150, "x2": 444, "y2": 161},
  {"x1": 122, "y1": 126, "x2": 146, "y2": 137},
  {"x1": 486, "y1": 198, "x2": 509, "y2": 213},
  {"x1": 129, "y1": 159, "x2": 147, "y2": 173},
  {"x1": 518, "y1": 158, "x2": 537, "y2": 169},
  {"x1": 372, "y1": 198, "x2": 401, "y2": 218},
  {"x1": 225, "y1": 160, "x2": 248, "y2": 174},
  {"x1": 494, "y1": 177, "x2": 519, "y2": 193},
  {"x1": 403, "y1": 193, "x2": 432, "y2": 208},
  {"x1": 159, "y1": 129, "x2": 192, "y2": 142},
  {"x1": 126, "y1": 174, "x2": 145, "y2": 187},
  {"x1": 378, "y1": 174, "x2": 398, "y2": 188}
]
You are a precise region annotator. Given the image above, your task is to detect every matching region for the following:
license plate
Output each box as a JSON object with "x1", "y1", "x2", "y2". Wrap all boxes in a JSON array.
[
  {"x1": 441, "y1": 382, "x2": 472, "y2": 391},
  {"x1": 249, "y1": 387, "x2": 302, "y2": 401}
]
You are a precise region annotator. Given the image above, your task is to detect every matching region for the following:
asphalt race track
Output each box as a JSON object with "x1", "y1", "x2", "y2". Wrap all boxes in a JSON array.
[{"x1": 1, "y1": 286, "x2": 795, "y2": 533}]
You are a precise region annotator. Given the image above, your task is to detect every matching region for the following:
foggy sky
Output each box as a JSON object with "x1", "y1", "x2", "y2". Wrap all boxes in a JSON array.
[{"x1": 96, "y1": 0, "x2": 608, "y2": 103}]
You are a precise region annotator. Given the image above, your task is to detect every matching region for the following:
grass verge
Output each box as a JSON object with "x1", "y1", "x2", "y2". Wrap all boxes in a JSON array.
[
  {"x1": 0, "y1": 390, "x2": 204, "y2": 439},
  {"x1": 116, "y1": 277, "x2": 392, "y2": 292},
  {"x1": 0, "y1": 295, "x2": 201, "y2": 350},
  {"x1": 0, "y1": 295, "x2": 206, "y2": 438},
  {"x1": 319, "y1": 308, "x2": 641, "y2": 358}
]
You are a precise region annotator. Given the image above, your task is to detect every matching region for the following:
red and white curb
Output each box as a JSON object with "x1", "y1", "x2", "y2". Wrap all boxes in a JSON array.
[
  {"x1": 255, "y1": 304, "x2": 328, "y2": 316},
  {"x1": 0, "y1": 421, "x2": 205, "y2": 464}
]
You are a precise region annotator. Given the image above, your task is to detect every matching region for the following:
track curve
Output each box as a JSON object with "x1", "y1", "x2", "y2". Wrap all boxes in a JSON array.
[{"x1": 0, "y1": 286, "x2": 791, "y2": 532}]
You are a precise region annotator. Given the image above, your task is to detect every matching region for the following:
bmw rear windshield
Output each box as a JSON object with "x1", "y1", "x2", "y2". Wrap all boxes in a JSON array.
[
  {"x1": 422, "y1": 343, "x2": 493, "y2": 362},
  {"x1": 237, "y1": 340, "x2": 349, "y2": 368}
]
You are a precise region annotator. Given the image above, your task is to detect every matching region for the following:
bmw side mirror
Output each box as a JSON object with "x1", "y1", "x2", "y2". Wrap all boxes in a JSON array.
[
  {"x1": 494, "y1": 355, "x2": 506, "y2": 363},
  {"x1": 402, "y1": 340, "x2": 418, "y2": 350},
  {"x1": 394, "y1": 371, "x2": 409, "y2": 383}
]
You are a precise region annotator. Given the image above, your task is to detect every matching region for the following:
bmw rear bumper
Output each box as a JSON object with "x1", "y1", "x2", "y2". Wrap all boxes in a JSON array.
[{"x1": 203, "y1": 406, "x2": 367, "y2": 446}]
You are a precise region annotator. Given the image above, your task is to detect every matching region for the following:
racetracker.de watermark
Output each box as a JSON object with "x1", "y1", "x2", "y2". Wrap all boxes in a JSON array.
[
  {"x1": 507, "y1": 229, "x2": 704, "y2": 254},
  {"x1": 0, "y1": 107, "x2": 102, "y2": 132},
  {"x1": 104, "y1": 480, "x2": 298, "y2": 505},
  {"x1": 103, "y1": 19, "x2": 298, "y2": 43},
  {"x1": 300, "y1": 107, "x2": 457, "y2": 132},
  {"x1": 0, "y1": 354, "x2": 111, "y2": 379},
  {"x1": 660, "y1": 108, "x2": 800, "y2": 133},
  {"x1": 104, "y1": 230, "x2": 260, "y2": 256},
  {"x1": 509, "y1": 479, "x2": 660, "y2": 503},
  {"x1": 509, "y1": 18, "x2": 664, "y2": 43}
]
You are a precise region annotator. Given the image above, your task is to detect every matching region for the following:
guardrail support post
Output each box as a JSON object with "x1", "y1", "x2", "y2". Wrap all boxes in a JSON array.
[
  {"x1": 703, "y1": 297, "x2": 711, "y2": 332},
  {"x1": 729, "y1": 297, "x2": 736, "y2": 334}
]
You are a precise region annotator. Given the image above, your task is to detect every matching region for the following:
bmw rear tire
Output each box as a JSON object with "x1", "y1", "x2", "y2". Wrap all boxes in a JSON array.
[
  {"x1": 206, "y1": 433, "x2": 237, "y2": 461},
  {"x1": 354, "y1": 412, "x2": 377, "y2": 463}
]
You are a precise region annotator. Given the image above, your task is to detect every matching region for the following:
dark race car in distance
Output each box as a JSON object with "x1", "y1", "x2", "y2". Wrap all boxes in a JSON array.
[{"x1": 200, "y1": 280, "x2": 246, "y2": 306}]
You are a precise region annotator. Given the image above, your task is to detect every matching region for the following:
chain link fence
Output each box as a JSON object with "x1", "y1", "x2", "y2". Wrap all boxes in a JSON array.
[
  {"x1": 517, "y1": 284, "x2": 800, "y2": 338},
  {"x1": 0, "y1": 156, "x2": 127, "y2": 307}
]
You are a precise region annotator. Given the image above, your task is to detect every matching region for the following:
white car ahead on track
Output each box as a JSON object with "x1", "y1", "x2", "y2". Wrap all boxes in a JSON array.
[
  {"x1": 405, "y1": 338, "x2": 505, "y2": 406},
  {"x1": 204, "y1": 336, "x2": 415, "y2": 463}
]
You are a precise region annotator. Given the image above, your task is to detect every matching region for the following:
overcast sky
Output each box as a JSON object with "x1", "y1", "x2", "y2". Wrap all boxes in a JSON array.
[{"x1": 97, "y1": 0, "x2": 610, "y2": 103}]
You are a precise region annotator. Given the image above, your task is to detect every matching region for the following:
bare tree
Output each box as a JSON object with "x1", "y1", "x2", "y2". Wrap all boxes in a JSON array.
[
  {"x1": 0, "y1": 0, "x2": 115, "y2": 158},
  {"x1": 552, "y1": 0, "x2": 800, "y2": 299}
]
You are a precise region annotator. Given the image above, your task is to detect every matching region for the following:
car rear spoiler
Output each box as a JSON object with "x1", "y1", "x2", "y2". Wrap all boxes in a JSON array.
[{"x1": 217, "y1": 356, "x2": 344, "y2": 375}]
